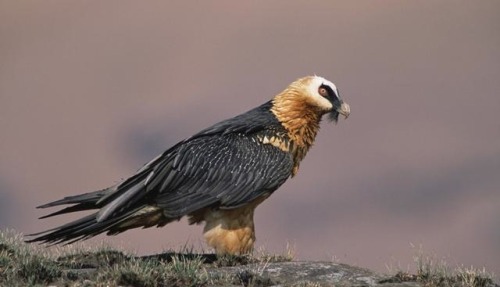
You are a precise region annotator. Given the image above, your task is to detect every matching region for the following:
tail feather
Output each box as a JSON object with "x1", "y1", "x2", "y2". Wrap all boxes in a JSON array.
[
  {"x1": 27, "y1": 187, "x2": 127, "y2": 244},
  {"x1": 37, "y1": 189, "x2": 110, "y2": 209},
  {"x1": 26, "y1": 209, "x2": 141, "y2": 245},
  {"x1": 39, "y1": 202, "x2": 98, "y2": 219},
  {"x1": 36, "y1": 189, "x2": 111, "y2": 220},
  {"x1": 27, "y1": 172, "x2": 171, "y2": 244},
  {"x1": 27, "y1": 213, "x2": 100, "y2": 244},
  {"x1": 27, "y1": 186, "x2": 171, "y2": 244}
]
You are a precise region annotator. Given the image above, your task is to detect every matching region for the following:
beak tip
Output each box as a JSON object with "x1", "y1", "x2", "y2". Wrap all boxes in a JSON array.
[{"x1": 339, "y1": 103, "x2": 350, "y2": 119}]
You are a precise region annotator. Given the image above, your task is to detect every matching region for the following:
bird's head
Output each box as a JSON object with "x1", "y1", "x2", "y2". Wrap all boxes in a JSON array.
[
  {"x1": 272, "y1": 76, "x2": 350, "y2": 125},
  {"x1": 291, "y1": 75, "x2": 350, "y2": 122}
]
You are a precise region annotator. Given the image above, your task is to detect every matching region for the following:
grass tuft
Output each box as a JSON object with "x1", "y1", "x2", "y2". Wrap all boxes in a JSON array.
[
  {"x1": 96, "y1": 257, "x2": 169, "y2": 286},
  {"x1": 382, "y1": 244, "x2": 496, "y2": 287},
  {"x1": 0, "y1": 229, "x2": 62, "y2": 286},
  {"x1": 170, "y1": 254, "x2": 209, "y2": 286}
]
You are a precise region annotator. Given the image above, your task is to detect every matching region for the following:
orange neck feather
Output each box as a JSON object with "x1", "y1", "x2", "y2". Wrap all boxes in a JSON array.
[{"x1": 271, "y1": 87, "x2": 323, "y2": 175}]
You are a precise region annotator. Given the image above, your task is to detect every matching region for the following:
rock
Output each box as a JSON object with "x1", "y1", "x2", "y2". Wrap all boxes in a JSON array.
[{"x1": 208, "y1": 261, "x2": 423, "y2": 287}]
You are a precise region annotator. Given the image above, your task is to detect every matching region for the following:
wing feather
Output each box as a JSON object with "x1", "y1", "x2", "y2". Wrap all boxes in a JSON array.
[{"x1": 150, "y1": 133, "x2": 293, "y2": 217}]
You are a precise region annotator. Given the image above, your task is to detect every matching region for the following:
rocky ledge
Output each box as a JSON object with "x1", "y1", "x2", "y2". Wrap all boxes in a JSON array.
[{"x1": 207, "y1": 261, "x2": 422, "y2": 286}]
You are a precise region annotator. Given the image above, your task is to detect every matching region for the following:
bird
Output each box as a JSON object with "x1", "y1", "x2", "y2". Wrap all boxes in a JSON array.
[{"x1": 27, "y1": 75, "x2": 350, "y2": 255}]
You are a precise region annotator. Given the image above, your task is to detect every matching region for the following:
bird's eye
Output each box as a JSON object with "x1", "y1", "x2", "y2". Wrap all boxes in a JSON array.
[{"x1": 318, "y1": 87, "x2": 328, "y2": 97}]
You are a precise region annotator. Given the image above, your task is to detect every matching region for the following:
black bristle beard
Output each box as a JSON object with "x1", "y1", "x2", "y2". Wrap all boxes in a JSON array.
[{"x1": 327, "y1": 110, "x2": 340, "y2": 123}]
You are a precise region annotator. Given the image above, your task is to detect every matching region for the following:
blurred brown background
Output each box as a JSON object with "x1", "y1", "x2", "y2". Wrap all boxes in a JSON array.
[{"x1": 1, "y1": 1, "x2": 499, "y2": 274}]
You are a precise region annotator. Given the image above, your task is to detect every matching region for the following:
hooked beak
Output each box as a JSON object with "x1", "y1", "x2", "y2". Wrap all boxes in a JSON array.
[
  {"x1": 337, "y1": 102, "x2": 350, "y2": 119},
  {"x1": 328, "y1": 101, "x2": 350, "y2": 122}
]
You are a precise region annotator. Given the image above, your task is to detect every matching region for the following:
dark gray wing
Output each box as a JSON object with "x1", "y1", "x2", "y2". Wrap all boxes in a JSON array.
[{"x1": 152, "y1": 133, "x2": 294, "y2": 217}]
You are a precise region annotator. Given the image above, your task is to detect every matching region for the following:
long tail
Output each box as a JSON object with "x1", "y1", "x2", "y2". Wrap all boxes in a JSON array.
[
  {"x1": 26, "y1": 187, "x2": 170, "y2": 245},
  {"x1": 26, "y1": 212, "x2": 119, "y2": 245},
  {"x1": 36, "y1": 189, "x2": 109, "y2": 219},
  {"x1": 27, "y1": 154, "x2": 180, "y2": 245},
  {"x1": 26, "y1": 188, "x2": 117, "y2": 244}
]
